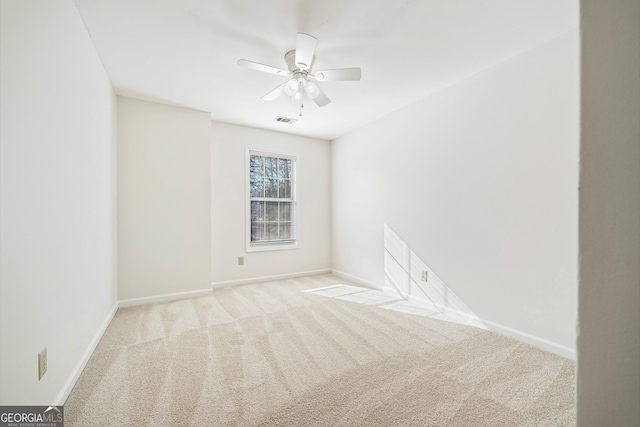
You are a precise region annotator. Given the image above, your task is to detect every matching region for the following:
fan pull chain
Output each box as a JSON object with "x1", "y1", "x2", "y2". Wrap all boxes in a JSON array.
[{"x1": 299, "y1": 90, "x2": 304, "y2": 117}]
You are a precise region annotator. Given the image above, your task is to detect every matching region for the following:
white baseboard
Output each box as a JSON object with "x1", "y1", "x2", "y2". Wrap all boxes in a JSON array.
[
  {"x1": 56, "y1": 302, "x2": 118, "y2": 405},
  {"x1": 118, "y1": 288, "x2": 213, "y2": 308},
  {"x1": 330, "y1": 269, "x2": 383, "y2": 290},
  {"x1": 211, "y1": 269, "x2": 331, "y2": 289},
  {"x1": 56, "y1": 287, "x2": 214, "y2": 403},
  {"x1": 406, "y1": 294, "x2": 490, "y2": 332},
  {"x1": 483, "y1": 319, "x2": 576, "y2": 360},
  {"x1": 55, "y1": 270, "x2": 575, "y2": 406},
  {"x1": 343, "y1": 271, "x2": 576, "y2": 361}
]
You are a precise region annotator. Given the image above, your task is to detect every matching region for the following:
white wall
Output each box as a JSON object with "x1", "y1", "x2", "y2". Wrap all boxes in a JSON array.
[
  {"x1": 332, "y1": 31, "x2": 579, "y2": 350},
  {"x1": 117, "y1": 97, "x2": 211, "y2": 300},
  {"x1": 578, "y1": 0, "x2": 640, "y2": 424},
  {"x1": 211, "y1": 121, "x2": 331, "y2": 284},
  {"x1": 0, "y1": 0, "x2": 117, "y2": 404}
]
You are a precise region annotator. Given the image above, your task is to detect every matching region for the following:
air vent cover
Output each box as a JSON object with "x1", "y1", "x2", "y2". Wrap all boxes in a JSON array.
[{"x1": 275, "y1": 116, "x2": 297, "y2": 124}]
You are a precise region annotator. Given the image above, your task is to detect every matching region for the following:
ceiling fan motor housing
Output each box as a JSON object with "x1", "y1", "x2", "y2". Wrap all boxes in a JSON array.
[{"x1": 285, "y1": 50, "x2": 315, "y2": 73}]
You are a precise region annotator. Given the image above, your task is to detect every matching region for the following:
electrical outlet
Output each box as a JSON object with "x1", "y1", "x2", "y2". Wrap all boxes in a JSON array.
[
  {"x1": 238, "y1": 256, "x2": 244, "y2": 266},
  {"x1": 421, "y1": 271, "x2": 428, "y2": 282},
  {"x1": 38, "y1": 347, "x2": 47, "y2": 380}
]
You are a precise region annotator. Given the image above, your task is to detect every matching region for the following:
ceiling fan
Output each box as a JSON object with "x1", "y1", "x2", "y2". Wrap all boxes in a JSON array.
[{"x1": 237, "y1": 33, "x2": 362, "y2": 115}]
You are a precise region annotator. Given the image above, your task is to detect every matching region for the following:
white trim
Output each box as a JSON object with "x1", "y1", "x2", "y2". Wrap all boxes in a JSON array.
[
  {"x1": 336, "y1": 270, "x2": 576, "y2": 361},
  {"x1": 56, "y1": 288, "x2": 213, "y2": 403},
  {"x1": 330, "y1": 269, "x2": 383, "y2": 291},
  {"x1": 55, "y1": 303, "x2": 118, "y2": 405},
  {"x1": 407, "y1": 291, "x2": 575, "y2": 360},
  {"x1": 248, "y1": 149, "x2": 297, "y2": 160},
  {"x1": 212, "y1": 269, "x2": 331, "y2": 289},
  {"x1": 482, "y1": 319, "x2": 576, "y2": 360},
  {"x1": 406, "y1": 294, "x2": 490, "y2": 330},
  {"x1": 55, "y1": 272, "x2": 574, "y2": 406},
  {"x1": 246, "y1": 148, "x2": 299, "y2": 252},
  {"x1": 118, "y1": 288, "x2": 213, "y2": 308},
  {"x1": 245, "y1": 241, "x2": 299, "y2": 252}
]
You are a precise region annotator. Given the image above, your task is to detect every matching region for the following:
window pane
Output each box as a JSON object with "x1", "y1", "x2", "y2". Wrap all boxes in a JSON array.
[
  {"x1": 251, "y1": 222, "x2": 264, "y2": 242},
  {"x1": 280, "y1": 202, "x2": 291, "y2": 220},
  {"x1": 251, "y1": 201, "x2": 264, "y2": 221},
  {"x1": 265, "y1": 202, "x2": 279, "y2": 221},
  {"x1": 265, "y1": 223, "x2": 279, "y2": 241},
  {"x1": 263, "y1": 157, "x2": 271, "y2": 177},
  {"x1": 281, "y1": 179, "x2": 291, "y2": 199},
  {"x1": 278, "y1": 159, "x2": 287, "y2": 179},
  {"x1": 250, "y1": 156, "x2": 263, "y2": 179},
  {"x1": 265, "y1": 178, "x2": 278, "y2": 198},
  {"x1": 264, "y1": 157, "x2": 276, "y2": 178},
  {"x1": 250, "y1": 155, "x2": 264, "y2": 197},
  {"x1": 280, "y1": 223, "x2": 291, "y2": 240},
  {"x1": 250, "y1": 180, "x2": 264, "y2": 198}
]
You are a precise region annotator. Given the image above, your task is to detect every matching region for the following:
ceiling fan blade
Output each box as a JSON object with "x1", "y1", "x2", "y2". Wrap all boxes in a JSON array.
[
  {"x1": 237, "y1": 59, "x2": 289, "y2": 76},
  {"x1": 295, "y1": 33, "x2": 317, "y2": 70},
  {"x1": 313, "y1": 68, "x2": 362, "y2": 81},
  {"x1": 312, "y1": 88, "x2": 331, "y2": 107},
  {"x1": 261, "y1": 84, "x2": 285, "y2": 101}
]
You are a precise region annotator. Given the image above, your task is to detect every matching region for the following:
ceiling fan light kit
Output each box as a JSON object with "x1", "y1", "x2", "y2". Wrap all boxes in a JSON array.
[{"x1": 238, "y1": 33, "x2": 362, "y2": 117}]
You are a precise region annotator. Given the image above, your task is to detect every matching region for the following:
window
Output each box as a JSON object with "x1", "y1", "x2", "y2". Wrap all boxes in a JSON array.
[{"x1": 247, "y1": 151, "x2": 297, "y2": 250}]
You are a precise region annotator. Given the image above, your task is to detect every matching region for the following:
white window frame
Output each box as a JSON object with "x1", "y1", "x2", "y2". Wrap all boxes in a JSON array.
[{"x1": 246, "y1": 149, "x2": 299, "y2": 252}]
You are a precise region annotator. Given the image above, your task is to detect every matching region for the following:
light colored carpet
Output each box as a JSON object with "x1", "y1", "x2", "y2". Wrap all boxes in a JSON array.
[{"x1": 65, "y1": 274, "x2": 575, "y2": 426}]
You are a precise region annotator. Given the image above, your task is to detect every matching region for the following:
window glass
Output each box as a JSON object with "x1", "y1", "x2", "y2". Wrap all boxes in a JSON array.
[{"x1": 248, "y1": 152, "x2": 296, "y2": 247}]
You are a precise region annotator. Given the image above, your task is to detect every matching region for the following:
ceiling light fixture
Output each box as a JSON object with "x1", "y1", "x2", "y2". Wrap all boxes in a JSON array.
[
  {"x1": 237, "y1": 33, "x2": 362, "y2": 118},
  {"x1": 281, "y1": 72, "x2": 321, "y2": 116}
]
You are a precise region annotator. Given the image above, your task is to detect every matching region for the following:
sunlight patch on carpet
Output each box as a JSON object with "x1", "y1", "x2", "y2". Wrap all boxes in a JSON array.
[
  {"x1": 379, "y1": 300, "x2": 439, "y2": 317},
  {"x1": 336, "y1": 289, "x2": 401, "y2": 305},
  {"x1": 303, "y1": 283, "x2": 481, "y2": 326},
  {"x1": 301, "y1": 284, "x2": 367, "y2": 297}
]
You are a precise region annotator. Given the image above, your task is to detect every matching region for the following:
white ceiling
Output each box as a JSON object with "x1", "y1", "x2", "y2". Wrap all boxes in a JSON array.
[{"x1": 73, "y1": 0, "x2": 577, "y2": 140}]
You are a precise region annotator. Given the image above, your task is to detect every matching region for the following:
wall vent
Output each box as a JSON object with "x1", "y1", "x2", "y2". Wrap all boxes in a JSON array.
[{"x1": 275, "y1": 116, "x2": 297, "y2": 124}]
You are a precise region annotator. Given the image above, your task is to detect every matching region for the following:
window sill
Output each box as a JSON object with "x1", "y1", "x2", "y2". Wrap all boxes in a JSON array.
[{"x1": 246, "y1": 242, "x2": 299, "y2": 253}]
